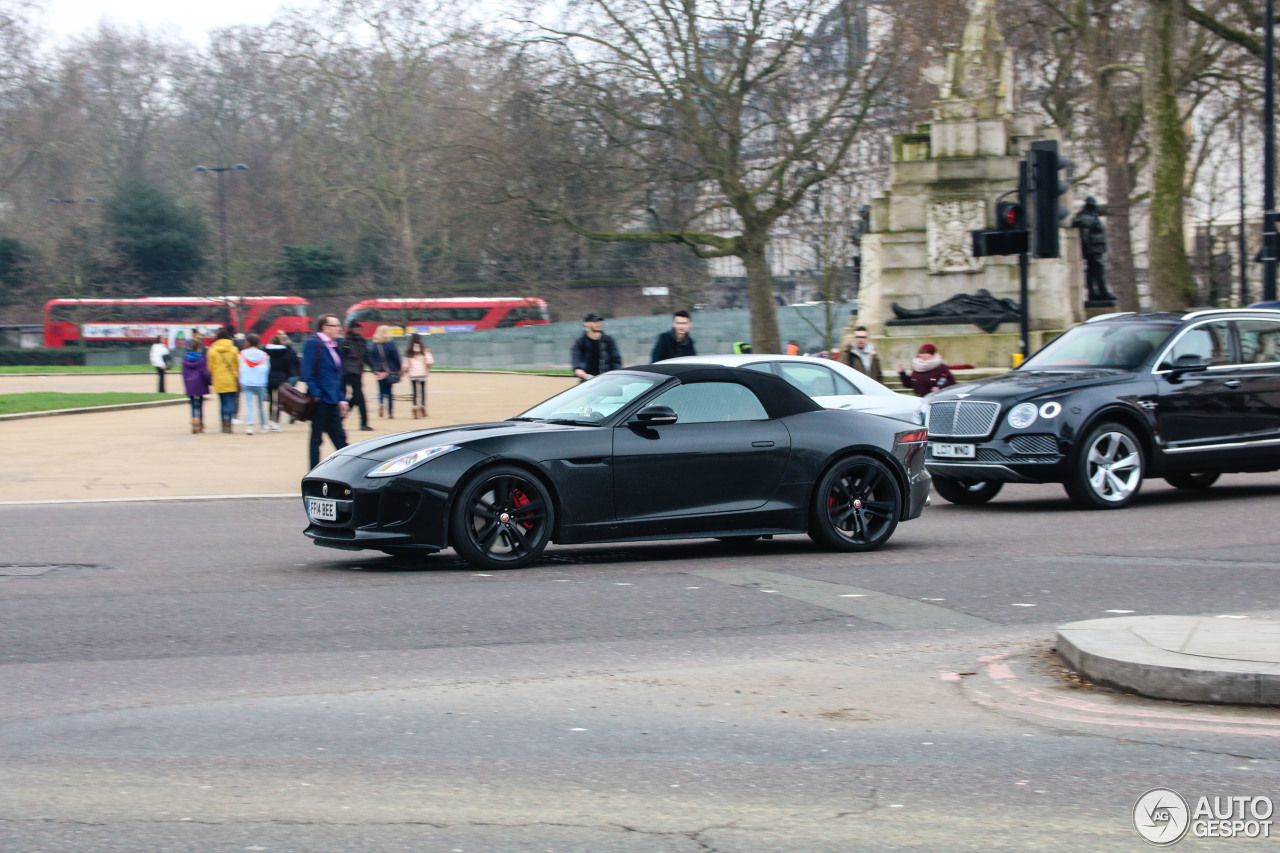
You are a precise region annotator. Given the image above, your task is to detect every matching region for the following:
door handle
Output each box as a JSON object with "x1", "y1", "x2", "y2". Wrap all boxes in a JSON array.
[
  {"x1": 1223, "y1": 379, "x2": 1242, "y2": 388},
  {"x1": 751, "y1": 440, "x2": 775, "y2": 447}
]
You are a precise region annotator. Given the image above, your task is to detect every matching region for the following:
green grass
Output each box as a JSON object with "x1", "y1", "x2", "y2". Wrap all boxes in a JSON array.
[
  {"x1": 0, "y1": 364, "x2": 154, "y2": 374},
  {"x1": 0, "y1": 392, "x2": 175, "y2": 415}
]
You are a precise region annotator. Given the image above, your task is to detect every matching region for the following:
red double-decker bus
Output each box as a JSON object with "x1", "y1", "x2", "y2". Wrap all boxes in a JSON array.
[
  {"x1": 343, "y1": 297, "x2": 549, "y2": 337},
  {"x1": 43, "y1": 296, "x2": 312, "y2": 348}
]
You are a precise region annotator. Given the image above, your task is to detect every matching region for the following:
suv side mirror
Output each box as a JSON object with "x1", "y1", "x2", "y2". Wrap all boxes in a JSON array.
[
  {"x1": 1165, "y1": 353, "x2": 1210, "y2": 382},
  {"x1": 629, "y1": 404, "x2": 678, "y2": 426}
]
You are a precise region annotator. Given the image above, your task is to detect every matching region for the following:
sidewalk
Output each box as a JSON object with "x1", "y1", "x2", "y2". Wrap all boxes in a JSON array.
[
  {"x1": 1, "y1": 372, "x2": 576, "y2": 503},
  {"x1": 1058, "y1": 615, "x2": 1280, "y2": 707}
]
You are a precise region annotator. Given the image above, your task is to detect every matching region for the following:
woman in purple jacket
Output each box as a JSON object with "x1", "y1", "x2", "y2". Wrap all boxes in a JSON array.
[{"x1": 181, "y1": 338, "x2": 213, "y2": 433}]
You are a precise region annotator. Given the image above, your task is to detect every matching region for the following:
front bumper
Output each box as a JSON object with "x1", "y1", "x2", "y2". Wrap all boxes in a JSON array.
[{"x1": 924, "y1": 432, "x2": 1070, "y2": 484}]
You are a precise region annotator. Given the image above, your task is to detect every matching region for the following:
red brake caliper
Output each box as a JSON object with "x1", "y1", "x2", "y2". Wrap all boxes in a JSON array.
[{"x1": 512, "y1": 489, "x2": 533, "y2": 529}]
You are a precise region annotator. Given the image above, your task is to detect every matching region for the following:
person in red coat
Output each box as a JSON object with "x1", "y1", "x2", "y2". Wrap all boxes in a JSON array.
[{"x1": 898, "y1": 343, "x2": 955, "y2": 397}]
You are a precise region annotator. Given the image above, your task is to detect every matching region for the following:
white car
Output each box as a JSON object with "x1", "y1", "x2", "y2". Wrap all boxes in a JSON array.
[{"x1": 661, "y1": 353, "x2": 922, "y2": 423}]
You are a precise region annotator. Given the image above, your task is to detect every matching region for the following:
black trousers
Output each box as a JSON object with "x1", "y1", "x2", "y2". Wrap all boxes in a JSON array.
[
  {"x1": 156, "y1": 367, "x2": 166, "y2": 393},
  {"x1": 344, "y1": 375, "x2": 369, "y2": 427},
  {"x1": 309, "y1": 402, "x2": 348, "y2": 469}
]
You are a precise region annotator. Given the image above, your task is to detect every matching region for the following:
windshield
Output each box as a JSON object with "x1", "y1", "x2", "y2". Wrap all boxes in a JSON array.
[
  {"x1": 514, "y1": 372, "x2": 666, "y2": 423},
  {"x1": 1021, "y1": 322, "x2": 1177, "y2": 370}
]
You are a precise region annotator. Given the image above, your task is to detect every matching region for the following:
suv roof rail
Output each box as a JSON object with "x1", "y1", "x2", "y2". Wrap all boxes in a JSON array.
[
  {"x1": 1183, "y1": 307, "x2": 1280, "y2": 320},
  {"x1": 1084, "y1": 312, "x2": 1136, "y2": 323}
]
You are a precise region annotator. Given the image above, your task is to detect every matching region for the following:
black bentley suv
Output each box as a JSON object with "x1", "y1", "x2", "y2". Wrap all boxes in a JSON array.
[{"x1": 924, "y1": 308, "x2": 1280, "y2": 509}]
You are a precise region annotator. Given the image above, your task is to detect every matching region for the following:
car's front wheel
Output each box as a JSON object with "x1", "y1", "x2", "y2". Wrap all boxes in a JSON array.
[
  {"x1": 1064, "y1": 423, "x2": 1144, "y2": 509},
  {"x1": 1164, "y1": 472, "x2": 1220, "y2": 490},
  {"x1": 932, "y1": 475, "x2": 1004, "y2": 505},
  {"x1": 450, "y1": 465, "x2": 555, "y2": 569},
  {"x1": 808, "y1": 455, "x2": 902, "y2": 552}
]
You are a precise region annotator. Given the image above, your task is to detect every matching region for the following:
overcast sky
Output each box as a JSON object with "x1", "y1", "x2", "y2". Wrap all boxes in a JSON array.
[{"x1": 37, "y1": 0, "x2": 310, "y2": 44}]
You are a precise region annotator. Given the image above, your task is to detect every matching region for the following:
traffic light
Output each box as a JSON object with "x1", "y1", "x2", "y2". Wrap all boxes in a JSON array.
[
  {"x1": 996, "y1": 201, "x2": 1025, "y2": 231},
  {"x1": 1029, "y1": 140, "x2": 1070, "y2": 259}
]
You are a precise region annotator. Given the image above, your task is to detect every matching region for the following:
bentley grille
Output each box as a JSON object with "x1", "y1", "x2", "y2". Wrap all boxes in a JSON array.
[{"x1": 926, "y1": 400, "x2": 1001, "y2": 438}]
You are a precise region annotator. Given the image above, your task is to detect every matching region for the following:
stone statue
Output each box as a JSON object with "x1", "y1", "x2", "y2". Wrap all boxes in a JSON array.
[
  {"x1": 889, "y1": 289, "x2": 1022, "y2": 334},
  {"x1": 1071, "y1": 197, "x2": 1116, "y2": 303}
]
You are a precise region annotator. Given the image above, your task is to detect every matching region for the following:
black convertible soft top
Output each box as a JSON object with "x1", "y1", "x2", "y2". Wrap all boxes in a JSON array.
[{"x1": 625, "y1": 363, "x2": 823, "y2": 420}]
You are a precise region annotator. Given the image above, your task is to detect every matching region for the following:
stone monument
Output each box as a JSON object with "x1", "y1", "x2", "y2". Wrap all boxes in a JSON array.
[{"x1": 855, "y1": 0, "x2": 1082, "y2": 368}]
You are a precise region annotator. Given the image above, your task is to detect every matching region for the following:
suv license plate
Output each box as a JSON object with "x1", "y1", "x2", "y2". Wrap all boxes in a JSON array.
[
  {"x1": 307, "y1": 498, "x2": 338, "y2": 521},
  {"x1": 931, "y1": 442, "x2": 976, "y2": 459}
]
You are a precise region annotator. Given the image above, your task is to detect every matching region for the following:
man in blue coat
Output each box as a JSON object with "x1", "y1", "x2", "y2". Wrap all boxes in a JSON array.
[{"x1": 301, "y1": 314, "x2": 350, "y2": 469}]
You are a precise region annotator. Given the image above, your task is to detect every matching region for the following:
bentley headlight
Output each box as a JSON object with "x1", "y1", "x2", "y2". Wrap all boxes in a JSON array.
[
  {"x1": 367, "y1": 445, "x2": 459, "y2": 478},
  {"x1": 1007, "y1": 402, "x2": 1038, "y2": 429}
]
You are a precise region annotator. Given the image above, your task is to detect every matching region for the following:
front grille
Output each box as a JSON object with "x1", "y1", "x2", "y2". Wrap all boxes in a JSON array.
[
  {"x1": 303, "y1": 479, "x2": 354, "y2": 499},
  {"x1": 1009, "y1": 434, "x2": 1059, "y2": 456},
  {"x1": 926, "y1": 401, "x2": 1000, "y2": 438}
]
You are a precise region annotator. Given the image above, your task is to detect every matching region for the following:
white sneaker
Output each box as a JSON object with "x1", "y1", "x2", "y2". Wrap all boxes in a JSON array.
[
  {"x1": 245, "y1": 427, "x2": 254, "y2": 435},
  {"x1": 232, "y1": 418, "x2": 242, "y2": 425},
  {"x1": 269, "y1": 422, "x2": 282, "y2": 432}
]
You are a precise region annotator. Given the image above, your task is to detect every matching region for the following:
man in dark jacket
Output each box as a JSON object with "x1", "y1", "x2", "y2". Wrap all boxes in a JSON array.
[
  {"x1": 301, "y1": 314, "x2": 350, "y2": 469},
  {"x1": 341, "y1": 323, "x2": 373, "y2": 431},
  {"x1": 570, "y1": 313, "x2": 622, "y2": 381},
  {"x1": 650, "y1": 310, "x2": 697, "y2": 362}
]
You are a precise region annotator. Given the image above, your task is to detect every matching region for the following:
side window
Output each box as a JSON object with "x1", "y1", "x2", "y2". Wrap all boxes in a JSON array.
[
  {"x1": 649, "y1": 381, "x2": 768, "y2": 424},
  {"x1": 742, "y1": 361, "x2": 775, "y2": 374},
  {"x1": 1236, "y1": 320, "x2": 1280, "y2": 365},
  {"x1": 776, "y1": 362, "x2": 855, "y2": 397},
  {"x1": 1164, "y1": 321, "x2": 1230, "y2": 368}
]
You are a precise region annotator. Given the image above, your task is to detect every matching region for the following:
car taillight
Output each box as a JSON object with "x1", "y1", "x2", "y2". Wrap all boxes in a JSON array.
[{"x1": 896, "y1": 429, "x2": 928, "y2": 445}]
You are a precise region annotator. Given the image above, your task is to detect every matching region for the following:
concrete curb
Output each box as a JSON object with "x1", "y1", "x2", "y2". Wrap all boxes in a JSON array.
[
  {"x1": 0, "y1": 493, "x2": 297, "y2": 507},
  {"x1": 1057, "y1": 615, "x2": 1280, "y2": 706},
  {"x1": 0, "y1": 398, "x2": 186, "y2": 421}
]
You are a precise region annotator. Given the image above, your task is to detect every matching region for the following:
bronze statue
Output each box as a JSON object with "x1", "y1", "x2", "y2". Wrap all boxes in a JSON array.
[
  {"x1": 889, "y1": 289, "x2": 1021, "y2": 333},
  {"x1": 1071, "y1": 197, "x2": 1116, "y2": 303}
]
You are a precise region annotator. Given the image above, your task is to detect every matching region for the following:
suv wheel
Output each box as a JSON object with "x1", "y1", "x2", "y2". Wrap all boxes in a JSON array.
[
  {"x1": 932, "y1": 475, "x2": 1004, "y2": 505},
  {"x1": 1064, "y1": 423, "x2": 1144, "y2": 509}
]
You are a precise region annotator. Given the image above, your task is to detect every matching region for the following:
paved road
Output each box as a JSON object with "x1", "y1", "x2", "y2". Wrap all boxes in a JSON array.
[{"x1": 3, "y1": 474, "x2": 1280, "y2": 851}]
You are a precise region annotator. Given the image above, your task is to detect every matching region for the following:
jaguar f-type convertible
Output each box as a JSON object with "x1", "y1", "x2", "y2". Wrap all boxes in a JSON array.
[{"x1": 302, "y1": 363, "x2": 930, "y2": 569}]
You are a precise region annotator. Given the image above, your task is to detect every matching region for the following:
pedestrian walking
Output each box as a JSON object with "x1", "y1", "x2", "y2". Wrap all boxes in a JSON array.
[
  {"x1": 181, "y1": 337, "x2": 211, "y2": 433},
  {"x1": 571, "y1": 312, "x2": 622, "y2": 381},
  {"x1": 843, "y1": 326, "x2": 883, "y2": 383},
  {"x1": 785, "y1": 340, "x2": 800, "y2": 356},
  {"x1": 368, "y1": 325, "x2": 402, "y2": 419},
  {"x1": 301, "y1": 314, "x2": 350, "y2": 469},
  {"x1": 206, "y1": 328, "x2": 241, "y2": 433},
  {"x1": 238, "y1": 333, "x2": 270, "y2": 435},
  {"x1": 149, "y1": 335, "x2": 171, "y2": 393},
  {"x1": 341, "y1": 323, "x2": 374, "y2": 431},
  {"x1": 650, "y1": 310, "x2": 697, "y2": 362},
  {"x1": 404, "y1": 333, "x2": 434, "y2": 418},
  {"x1": 264, "y1": 332, "x2": 300, "y2": 432},
  {"x1": 898, "y1": 343, "x2": 956, "y2": 397}
]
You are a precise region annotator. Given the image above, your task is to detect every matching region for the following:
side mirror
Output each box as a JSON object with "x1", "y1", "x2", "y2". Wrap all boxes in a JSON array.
[
  {"x1": 1164, "y1": 353, "x2": 1210, "y2": 382},
  {"x1": 629, "y1": 404, "x2": 678, "y2": 426}
]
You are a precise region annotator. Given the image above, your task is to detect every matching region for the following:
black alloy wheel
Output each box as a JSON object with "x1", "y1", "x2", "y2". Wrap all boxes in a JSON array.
[
  {"x1": 450, "y1": 465, "x2": 555, "y2": 569},
  {"x1": 1164, "y1": 472, "x2": 1220, "y2": 490},
  {"x1": 808, "y1": 455, "x2": 902, "y2": 552},
  {"x1": 1064, "y1": 422, "x2": 1145, "y2": 509},
  {"x1": 931, "y1": 475, "x2": 1004, "y2": 505}
]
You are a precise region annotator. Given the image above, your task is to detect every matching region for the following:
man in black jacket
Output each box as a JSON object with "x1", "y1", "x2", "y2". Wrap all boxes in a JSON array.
[
  {"x1": 650, "y1": 310, "x2": 696, "y2": 362},
  {"x1": 570, "y1": 313, "x2": 622, "y2": 382},
  {"x1": 341, "y1": 322, "x2": 375, "y2": 431}
]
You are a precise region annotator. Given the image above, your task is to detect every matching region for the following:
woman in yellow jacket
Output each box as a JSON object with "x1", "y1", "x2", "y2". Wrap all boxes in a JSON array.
[{"x1": 206, "y1": 328, "x2": 241, "y2": 433}]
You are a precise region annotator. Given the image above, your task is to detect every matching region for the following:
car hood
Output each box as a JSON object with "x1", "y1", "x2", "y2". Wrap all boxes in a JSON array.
[
  {"x1": 341, "y1": 420, "x2": 584, "y2": 461},
  {"x1": 931, "y1": 368, "x2": 1135, "y2": 404}
]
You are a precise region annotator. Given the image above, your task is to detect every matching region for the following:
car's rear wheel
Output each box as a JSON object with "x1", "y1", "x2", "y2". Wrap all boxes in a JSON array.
[
  {"x1": 931, "y1": 475, "x2": 1004, "y2": 505},
  {"x1": 450, "y1": 465, "x2": 555, "y2": 569},
  {"x1": 1164, "y1": 472, "x2": 1220, "y2": 490},
  {"x1": 808, "y1": 455, "x2": 902, "y2": 552},
  {"x1": 1064, "y1": 423, "x2": 1144, "y2": 509}
]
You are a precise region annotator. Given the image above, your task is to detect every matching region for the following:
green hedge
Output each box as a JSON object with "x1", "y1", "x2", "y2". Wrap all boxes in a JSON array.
[{"x1": 0, "y1": 347, "x2": 91, "y2": 366}]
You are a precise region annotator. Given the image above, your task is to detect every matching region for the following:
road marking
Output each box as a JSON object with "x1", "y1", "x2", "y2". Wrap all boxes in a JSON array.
[
  {"x1": 0, "y1": 493, "x2": 296, "y2": 507},
  {"x1": 689, "y1": 568, "x2": 992, "y2": 630}
]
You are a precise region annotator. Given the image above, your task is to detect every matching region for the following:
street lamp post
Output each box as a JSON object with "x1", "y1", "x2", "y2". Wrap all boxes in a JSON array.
[
  {"x1": 1263, "y1": 0, "x2": 1277, "y2": 301},
  {"x1": 193, "y1": 164, "x2": 248, "y2": 293}
]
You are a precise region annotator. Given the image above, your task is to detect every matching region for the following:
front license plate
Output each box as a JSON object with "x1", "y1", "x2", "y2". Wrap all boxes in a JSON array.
[
  {"x1": 930, "y1": 442, "x2": 976, "y2": 459},
  {"x1": 307, "y1": 497, "x2": 338, "y2": 521}
]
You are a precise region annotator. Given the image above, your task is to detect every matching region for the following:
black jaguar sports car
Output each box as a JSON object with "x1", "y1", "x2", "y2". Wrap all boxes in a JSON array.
[{"x1": 303, "y1": 363, "x2": 931, "y2": 569}]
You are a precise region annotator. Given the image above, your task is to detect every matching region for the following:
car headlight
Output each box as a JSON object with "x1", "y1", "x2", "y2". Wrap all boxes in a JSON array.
[
  {"x1": 1007, "y1": 402, "x2": 1038, "y2": 429},
  {"x1": 367, "y1": 445, "x2": 459, "y2": 478}
]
